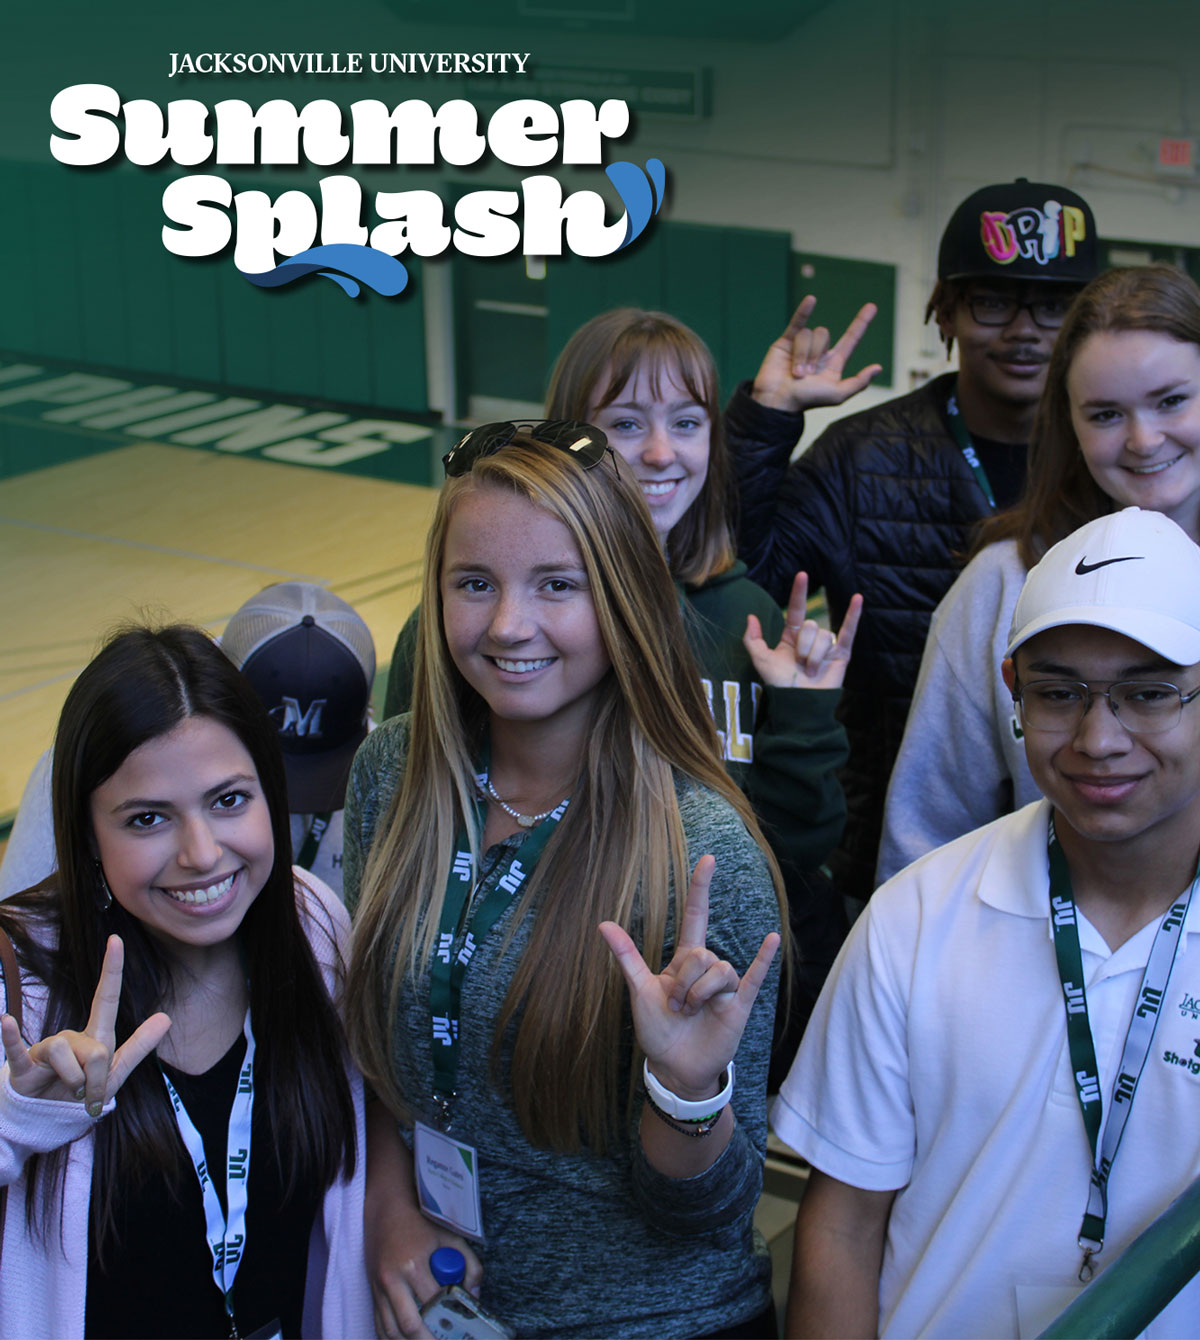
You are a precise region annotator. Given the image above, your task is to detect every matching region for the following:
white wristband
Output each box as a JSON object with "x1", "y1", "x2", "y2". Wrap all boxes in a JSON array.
[{"x1": 642, "y1": 1059, "x2": 735, "y2": 1119}]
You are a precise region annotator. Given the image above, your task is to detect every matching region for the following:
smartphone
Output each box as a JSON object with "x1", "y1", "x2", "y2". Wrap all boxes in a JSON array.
[{"x1": 419, "y1": 1286, "x2": 514, "y2": 1340}]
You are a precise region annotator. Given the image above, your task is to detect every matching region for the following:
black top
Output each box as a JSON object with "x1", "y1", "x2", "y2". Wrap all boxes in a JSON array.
[
  {"x1": 727, "y1": 374, "x2": 1028, "y2": 898},
  {"x1": 85, "y1": 1035, "x2": 321, "y2": 1339},
  {"x1": 970, "y1": 433, "x2": 1029, "y2": 512}
]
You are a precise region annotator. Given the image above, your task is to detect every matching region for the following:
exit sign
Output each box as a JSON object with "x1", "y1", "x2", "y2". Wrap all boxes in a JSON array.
[{"x1": 1158, "y1": 137, "x2": 1196, "y2": 175}]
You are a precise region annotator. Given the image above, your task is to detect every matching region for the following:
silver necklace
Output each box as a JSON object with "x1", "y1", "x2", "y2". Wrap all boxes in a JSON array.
[{"x1": 483, "y1": 777, "x2": 563, "y2": 828}]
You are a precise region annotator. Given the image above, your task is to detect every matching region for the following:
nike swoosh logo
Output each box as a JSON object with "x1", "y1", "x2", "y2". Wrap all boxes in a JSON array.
[{"x1": 1074, "y1": 555, "x2": 1144, "y2": 575}]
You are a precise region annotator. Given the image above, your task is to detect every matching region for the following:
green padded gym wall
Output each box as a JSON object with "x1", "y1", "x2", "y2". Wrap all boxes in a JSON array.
[
  {"x1": 545, "y1": 220, "x2": 794, "y2": 401},
  {"x1": 790, "y1": 250, "x2": 896, "y2": 389},
  {"x1": 0, "y1": 160, "x2": 430, "y2": 412}
]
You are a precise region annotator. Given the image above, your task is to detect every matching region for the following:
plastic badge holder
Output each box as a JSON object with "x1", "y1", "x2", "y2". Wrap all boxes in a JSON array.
[{"x1": 419, "y1": 1247, "x2": 514, "y2": 1340}]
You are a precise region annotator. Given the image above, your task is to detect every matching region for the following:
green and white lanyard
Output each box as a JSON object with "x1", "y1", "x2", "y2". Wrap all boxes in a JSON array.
[
  {"x1": 945, "y1": 381, "x2": 997, "y2": 511},
  {"x1": 1048, "y1": 823, "x2": 1196, "y2": 1281},
  {"x1": 161, "y1": 1010, "x2": 256, "y2": 1338},
  {"x1": 427, "y1": 766, "x2": 567, "y2": 1128},
  {"x1": 295, "y1": 811, "x2": 332, "y2": 871}
]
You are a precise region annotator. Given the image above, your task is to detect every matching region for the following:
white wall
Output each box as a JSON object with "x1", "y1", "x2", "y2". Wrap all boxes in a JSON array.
[
  {"x1": 6, "y1": 0, "x2": 1200, "y2": 444},
  {"x1": 521, "y1": 0, "x2": 1200, "y2": 442}
]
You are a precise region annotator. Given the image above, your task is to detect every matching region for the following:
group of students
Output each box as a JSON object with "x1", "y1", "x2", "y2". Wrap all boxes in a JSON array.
[
  {"x1": 0, "y1": 294, "x2": 861, "y2": 1340},
  {"x1": 3, "y1": 172, "x2": 1200, "y2": 1340},
  {"x1": 878, "y1": 262, "x2": 1200, "y2": 879}
]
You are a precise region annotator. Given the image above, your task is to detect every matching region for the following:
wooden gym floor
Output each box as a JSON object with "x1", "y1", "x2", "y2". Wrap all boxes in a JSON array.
[{"x1": 0, "y1": 432, "x2": 440, "y2": 823}]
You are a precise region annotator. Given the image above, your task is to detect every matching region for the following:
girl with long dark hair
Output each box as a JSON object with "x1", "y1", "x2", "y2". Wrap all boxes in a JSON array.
[{"x1": 0, "y1": 625, "x2": 369, "y2": 1338}]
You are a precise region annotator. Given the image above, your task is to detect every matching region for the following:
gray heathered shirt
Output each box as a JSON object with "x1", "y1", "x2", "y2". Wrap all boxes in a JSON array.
[
  {"x1": 877, "y1": 539, "x2": 1040, "y2": 885},
  {"x1": 345, "y1": 716, "x2": 779, "y2": 1339}
]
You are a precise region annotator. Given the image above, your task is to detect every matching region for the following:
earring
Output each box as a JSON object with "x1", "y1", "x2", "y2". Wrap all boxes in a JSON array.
[{"x1": 95, "y1": 861, "x2": 113, "y2": 910}]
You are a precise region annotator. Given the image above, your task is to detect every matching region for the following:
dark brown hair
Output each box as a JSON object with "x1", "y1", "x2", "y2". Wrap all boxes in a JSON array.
[
  {"x1": 924, "y1": 278, "x2": 970, "y2": 356},
  {"x1": 0, "y1": 625, "x2": 356, "y2": 1252}
]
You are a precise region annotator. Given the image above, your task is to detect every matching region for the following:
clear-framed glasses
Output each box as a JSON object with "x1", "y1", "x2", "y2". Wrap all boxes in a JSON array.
[
  {"x1": 1013, "y1": 679, "x2": 1200, "y2": 735},
  {"x1": 442, "y1": 419, "x2": 613, "y2": 478},
  {"x1": 964, "y1": 293, "x2": 1073, "y2": 330}
]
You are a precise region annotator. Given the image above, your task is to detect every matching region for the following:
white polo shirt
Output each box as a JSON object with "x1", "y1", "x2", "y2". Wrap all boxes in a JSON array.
[{"x1": 775, "y1": 800, "x2": 1200, "y2": 1338}]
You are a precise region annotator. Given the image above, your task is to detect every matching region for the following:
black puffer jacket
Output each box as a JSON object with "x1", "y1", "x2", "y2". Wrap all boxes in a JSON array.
[{"x1": 727, "y1": 373, "x2": 995, "y2": 899}]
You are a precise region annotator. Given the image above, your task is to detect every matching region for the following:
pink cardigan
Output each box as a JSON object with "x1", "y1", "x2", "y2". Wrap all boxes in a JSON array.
[{"x1": 0, "y1": 872, "x2": 374, "y2": 1339}]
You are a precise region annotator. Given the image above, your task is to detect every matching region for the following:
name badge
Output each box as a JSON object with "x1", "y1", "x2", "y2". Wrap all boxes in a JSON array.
[{"x1": 414, "y1": 1121, "x2": 485, "y2": 1242}]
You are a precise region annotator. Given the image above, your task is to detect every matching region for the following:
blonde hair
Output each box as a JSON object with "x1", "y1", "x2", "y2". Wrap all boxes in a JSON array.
[
  {"x1": 346, "y1": 437, "x2": 784, "y2": 1151},
  {"x1": 545, "y1": 308, "x2": 735, "y2": 585}
]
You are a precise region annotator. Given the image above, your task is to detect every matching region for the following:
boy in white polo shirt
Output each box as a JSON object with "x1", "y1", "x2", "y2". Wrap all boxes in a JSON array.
[{"x1": 776, "y1": 507, "x2": 1200, "y2": 1338}]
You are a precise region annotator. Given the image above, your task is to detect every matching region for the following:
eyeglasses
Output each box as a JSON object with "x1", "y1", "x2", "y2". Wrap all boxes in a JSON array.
[
  {"x1": 442, "y1": 420, "x2": 613, "y2": 477},
  {"x1": 1013, "y1": 679, "x2": 1200, "y2": 735},
  {"x1": 964, "y1": 293, "x2": 1074, "y2": 330}
]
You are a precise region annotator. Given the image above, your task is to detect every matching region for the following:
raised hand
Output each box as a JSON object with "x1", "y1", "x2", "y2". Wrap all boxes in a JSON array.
[
  {"x1": 599, "y1": 856, "x2": 779, "y2": 1101},
  {"x1": 1, "y1": 935, "x2": 170, "y2": 1117},
  {"x1": 744, "y1": 573, "x2": 863, "y2": 691},
  {"x1": 751, "y1": 296, "x2": 882, "y2": 413}
]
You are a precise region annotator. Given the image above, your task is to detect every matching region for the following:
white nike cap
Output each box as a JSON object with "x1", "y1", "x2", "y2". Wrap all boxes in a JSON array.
[{"x1": 1007, "y1": 507, "x2": 1200, "y2": 663}]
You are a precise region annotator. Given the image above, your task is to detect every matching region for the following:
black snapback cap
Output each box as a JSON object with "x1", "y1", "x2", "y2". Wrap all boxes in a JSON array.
[{"x1": 938, "y1": 178, "x2": 1099, "y2": 285}]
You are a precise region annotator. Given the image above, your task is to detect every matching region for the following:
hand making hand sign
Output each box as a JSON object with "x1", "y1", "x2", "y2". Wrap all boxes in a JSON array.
[
  {"x1": 599, "y1": 855, "x2": 780, "y2": 1105},
  {"x1": 751, "y1": 295, "x2": 882, "y2": 413},
  {"x1": 744, "y1": 572, "x2": 863, "y2": 691},
  {"x1": 1, "y1": 935, "x2": 170, "y2": 1118}
]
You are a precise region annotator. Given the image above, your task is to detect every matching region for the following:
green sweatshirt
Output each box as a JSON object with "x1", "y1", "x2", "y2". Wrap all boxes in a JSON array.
[{"x1": 679, "y1": 561, "x2": 846, "y2": 876}]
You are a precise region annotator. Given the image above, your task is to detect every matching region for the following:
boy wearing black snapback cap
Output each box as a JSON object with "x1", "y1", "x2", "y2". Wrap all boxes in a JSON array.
[
  {"x1": 728, "y1": 178, "x2": 1099, "y2": 902},
  {"x1": 777, "y1": 509, "x2": 1200, "y2": 1336}
]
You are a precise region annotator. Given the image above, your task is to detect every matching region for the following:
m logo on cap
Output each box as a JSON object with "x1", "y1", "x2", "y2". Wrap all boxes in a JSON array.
[
  {"x1": 1074, "y1": 555, "x2": 1143, "y2": 576},
  {"x1": 272, "y1": 696, "x2": 327, "y2": 738}
]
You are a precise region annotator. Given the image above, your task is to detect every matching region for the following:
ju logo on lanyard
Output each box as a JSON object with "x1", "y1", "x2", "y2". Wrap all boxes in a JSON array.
[
  {"x1": 946, "y1": 383, "x2": 997, "y2": 511},
  {"x1": 1047, "y1": 822, "x2": 1196, "y2": 1281},
  {"x1": 426, "y1": 764, "x2": 568, "y2": 1129},
  {"x1": 161, "y1": 1010, "x2": 256, "y2": 1338}
]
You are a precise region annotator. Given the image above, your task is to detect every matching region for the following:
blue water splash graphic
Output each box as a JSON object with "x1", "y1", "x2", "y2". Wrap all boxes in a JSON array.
[
  {"x1": 240, "y1": 244, "x2": 409, "y2": 297},
  {"x1": 605, "y1": 158, "x2": 666, "y2": 250}
]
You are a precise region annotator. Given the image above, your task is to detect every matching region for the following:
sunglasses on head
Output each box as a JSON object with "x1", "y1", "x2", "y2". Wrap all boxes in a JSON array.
[{"x1": 442, "y1": 420, "x2": 613, "y2": 478}]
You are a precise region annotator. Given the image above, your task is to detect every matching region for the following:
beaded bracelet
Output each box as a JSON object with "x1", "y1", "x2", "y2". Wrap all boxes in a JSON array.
[{"x1": 643, "y1": 1089, "x2": 726, "y2": 1137}]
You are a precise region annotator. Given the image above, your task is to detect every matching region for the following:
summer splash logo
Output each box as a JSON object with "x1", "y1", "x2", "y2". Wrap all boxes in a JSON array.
[
  {"x1": 979, "y1": 198, "x2": 1088, "y2": 269},
  {"x1": 48, "y1": 85, "x2": 667, "y2": 297}
]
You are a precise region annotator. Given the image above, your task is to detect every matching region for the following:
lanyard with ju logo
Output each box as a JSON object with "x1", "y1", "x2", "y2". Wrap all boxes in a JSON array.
[
  {"x1": 295, "y1": 811, "x2": 333, "y2": 871},
  {"x1": 161, "y1": 1010, "x2": 256, "y2": 1338},
  {"x1": 1047, "y1": 821, "x2": 1196, "y2": 1281},
  {"x1": 427, "y1": 759, "x2": 568, "y2": 1127},
  {"x1": 945, "y1": 381, "x2": 997, "y2": 510}
]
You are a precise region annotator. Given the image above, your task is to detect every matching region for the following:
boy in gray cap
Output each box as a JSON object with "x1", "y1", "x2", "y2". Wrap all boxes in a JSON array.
[
  {"x1": 0, "y1": 582, "x2": 374, "y2": 901},
  {"x1": 777, "y1": 508, "x2": 1200, "y2": 1337},
  {"x1": 221, "y1": 582, "x2": 376, "y2": 898}
]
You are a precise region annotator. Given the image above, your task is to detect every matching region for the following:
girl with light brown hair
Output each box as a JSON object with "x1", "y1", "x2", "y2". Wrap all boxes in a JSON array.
[
  {"x1": 382, "y1": 309, "x2": 863, "y2": 1075},
  {"x1": 547, "y1": 309, "x2": 862, "y2": 1068},
  {"x1": 345, "y1": 425, "x2": 787, "y2": 1340}
]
